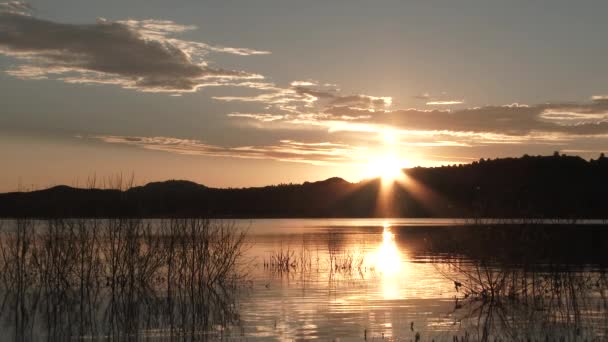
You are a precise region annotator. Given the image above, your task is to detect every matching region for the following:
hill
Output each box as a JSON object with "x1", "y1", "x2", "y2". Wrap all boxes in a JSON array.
[{"x1": 1, "y1": 154, "x2": 607, "y2": 218}]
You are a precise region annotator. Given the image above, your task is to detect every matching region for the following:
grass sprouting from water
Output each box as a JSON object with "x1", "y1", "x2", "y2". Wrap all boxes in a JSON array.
[{"x1": 0, "y1": 218, "x2": 248, "y2": 340}]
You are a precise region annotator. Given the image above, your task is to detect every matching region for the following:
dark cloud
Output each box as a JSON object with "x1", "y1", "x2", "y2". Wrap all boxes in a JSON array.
[
  {"x1": 292, "y1": 83, "x2": 391, "y2": 109},
  {"x1": 228, "y1": 99, "x2": 608, "y2": 139},
  {"x1": 0, "y1": 9, "x2": 266, "y2": 92},
  {"x1": 315, "y1": 102, "x2": 608, "y2": 136}
]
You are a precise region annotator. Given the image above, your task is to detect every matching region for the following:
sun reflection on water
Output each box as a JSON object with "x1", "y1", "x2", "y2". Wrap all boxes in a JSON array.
[{"x1": 374, "y1": 223, "x2": 404, "y2": 299}]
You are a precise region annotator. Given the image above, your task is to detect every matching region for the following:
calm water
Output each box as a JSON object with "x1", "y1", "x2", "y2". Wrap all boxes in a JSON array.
[
  {"x1": 0, "y1": 218, "x2": 607, "y2": 341},
  {"x1": 237, "y1": 219, "x2": 608, "y2": 340},
  {"x1": 240, "y1": 219, "x2": 461, "y2": 341}
]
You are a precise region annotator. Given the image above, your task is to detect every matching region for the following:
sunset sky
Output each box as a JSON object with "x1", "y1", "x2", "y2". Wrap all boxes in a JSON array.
[{"x1": 1, "y1": 0, "x2": 608, "y2": 191}]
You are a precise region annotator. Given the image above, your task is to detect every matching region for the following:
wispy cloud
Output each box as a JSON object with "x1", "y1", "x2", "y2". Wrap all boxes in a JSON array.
[
  {"x1": 230, "y1": 100, "x2": 608, "y2": 140},
  {"x1": 291, "y1": 81, "x2": 392, "y2": 110},
  {"x1": 0, "y1": 1, "x2": 31, "y2": 15},
  {"x1": 412, "y1": 92, "x2": 431, "y2": 100},
  {"x1": 3, "y1": 1, "x2": 606, "y2": 167},
  {"x1": 591, "y1": 95, "x2": 608, "y2": 101},
  {"x1": 227, "y1": 113, "x2": 286, "y2": 122},
  {"x1": 214, "y1": 79, "x2": 392, "y2": 113},
  {"x1": 426, "y1": 100, "x2": 464, "y2": 105},
  {"x1": 399, "y1": 141, "x2": 473, "y2": 147},
  {"x1": 94, "y1": 135, "x2": 369, "y2": 166},
  {"x1": 0, "y1": 5, "x2": 267, "y2": 92},
  {"x1": 412, "y1": 92, "x2": 463, "y2": 106}
]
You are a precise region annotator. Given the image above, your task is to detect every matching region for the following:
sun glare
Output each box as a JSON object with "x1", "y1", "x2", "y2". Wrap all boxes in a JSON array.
[
  {"x1": 382, "y1": 130, "x2": 398, "y2": 145},
  {"x1": 365, "y1": 155, "x2": 408, "y2": 182}
]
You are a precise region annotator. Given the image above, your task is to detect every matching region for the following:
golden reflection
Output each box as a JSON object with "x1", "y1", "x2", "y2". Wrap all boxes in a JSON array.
[
  {"x1": 373, "y1": 223, "x2": 404, "y2": 299},
  {"x1": 376, "y1": 224, "x2": 400, "y2": 276}
]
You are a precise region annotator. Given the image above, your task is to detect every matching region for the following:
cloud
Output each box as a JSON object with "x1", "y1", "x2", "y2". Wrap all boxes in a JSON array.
[
  {"x1": 91, "y1": 118, "x2": 608, "y2": 168},
  {"x1": 291, "y1": 82, "x2": 392, "y2": 110},
  {"x1": 412, "y1": 92, "x2": 431, "y2": 100},
  {"x1": 364, "y1": 104, "x2": 608, "y2": 136},
  {"x1": 0, "y1": 8, "x2": 267, "y2": 92},
  {"x1": 227, "y1": 113, "x2": 285, "y2": 122},
  {"x1": 0, "y1": 1, "x2": 31, "y2": 15},
  {"x1": 591, "y1": 95, "x2": 608, "y2": 102},
  {"x1": 213, "y1": 79, "x2": 392, "y2": 113},
  {"x1": 426, "y1": 100, "x2": 464, "y2": 105},
  {"x1": 310, "y1": 104, "x2": 545, "y2": 136},
  {"x1": 213, "y1": 83, "x2": 316, "y2": 109},
  {"x1": 3, "y1": 2, "x2": 605, "y2": 164},
  {"x1": 561, "y1": 149, "x2": 606, "y2": 154},
  {"x1": 400, "y1": 141, "x2": 473, "y2": 147},
  {"x1": 95, "y1": 135, "x2": 369, "y2": 166},
  {"x1": 412, "y1": 92, "x2": 463, "y2": 106},
  {"x1": 229, "y1": 99, "x2": 608, "y2": 142}
]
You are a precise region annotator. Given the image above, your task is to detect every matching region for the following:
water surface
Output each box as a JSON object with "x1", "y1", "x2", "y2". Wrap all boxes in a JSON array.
[
  {"x1": 0, "y1": 218, "x2": 606, "y2": 341},
  {"x1": 237, "y1": 218, "x2": 608, "y2": 340}
]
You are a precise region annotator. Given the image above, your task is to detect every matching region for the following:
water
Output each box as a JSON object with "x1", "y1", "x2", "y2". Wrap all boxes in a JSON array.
[
  {"x1": 241, "y1": 219, "x2": 456, "y2": 340},
  {"x1": 0, "y1": 218, "x2": 607, "y2": 341},
  {"x1": 237, "y1": 219, "x2": 608, "y2": 340}
]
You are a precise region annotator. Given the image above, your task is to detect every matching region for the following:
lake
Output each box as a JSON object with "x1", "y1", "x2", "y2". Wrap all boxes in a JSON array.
[
  {"x1": 0, "y1": 218, "x2": 606, "y2": 341},
  {"x1": 239, "y1": 219, "x2": 608, "y2": 341}
]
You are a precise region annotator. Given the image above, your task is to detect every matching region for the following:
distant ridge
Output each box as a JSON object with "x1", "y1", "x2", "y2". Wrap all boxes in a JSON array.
[{"x1": 1, "y1": 154, "x2": 607, "y2": 218}]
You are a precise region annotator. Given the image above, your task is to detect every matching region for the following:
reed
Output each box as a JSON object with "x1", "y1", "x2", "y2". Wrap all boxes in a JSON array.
[
  {"x1": 265, "y1": 242, "x2": 366, "y2": 282},
  {"x1": 0, "y1": 218, "x2": 248, "y2": 340},
  {"x1": 432, "y1": 255, "x2": 608, "y2": 341}
]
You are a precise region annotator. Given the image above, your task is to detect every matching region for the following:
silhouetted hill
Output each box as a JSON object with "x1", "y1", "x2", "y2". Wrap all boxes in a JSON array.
[{"x1": 1, "y1": 154, "x2": 607, "y2": 218}]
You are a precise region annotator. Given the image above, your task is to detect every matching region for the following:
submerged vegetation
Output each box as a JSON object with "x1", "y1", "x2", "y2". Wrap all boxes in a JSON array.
[{"x1": 0, "y1": 218, "x2": 248, "y2": 340}]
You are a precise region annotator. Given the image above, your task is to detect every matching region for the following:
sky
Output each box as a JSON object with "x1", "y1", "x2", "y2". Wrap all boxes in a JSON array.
[{"x1": 1, "y1": 0, "x2": 608, "y2": 191}]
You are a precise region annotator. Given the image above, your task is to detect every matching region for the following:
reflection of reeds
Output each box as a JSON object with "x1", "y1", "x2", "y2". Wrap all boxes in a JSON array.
[
  {"x1": 0, "y1": 218, "x2": 248, "y2": 340},
  {"x1": 0, "y1": 219, "x2": 38, "y2": 342},
  {"x1": 329, "y1": 249, "x2": 365, "y2": 274},
  {"x1": 435, "y1": 259, "x2": 608, "y2": 340},
  {"x1": 265, "y1": 246, "x2": 297, "y2": 273},
  {"x1": 427, "y1": 222, "x2": 608, "y2": 340}
]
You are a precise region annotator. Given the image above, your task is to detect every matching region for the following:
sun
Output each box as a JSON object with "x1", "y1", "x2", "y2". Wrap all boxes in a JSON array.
[{"x1": 365, "y1": 155, "x2": 408, "y2": 182}]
